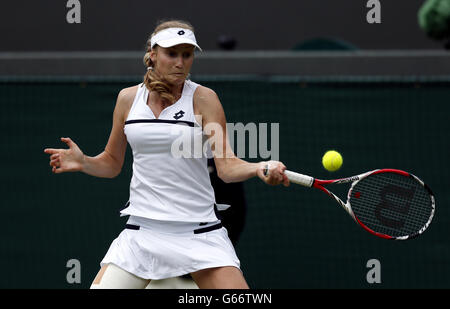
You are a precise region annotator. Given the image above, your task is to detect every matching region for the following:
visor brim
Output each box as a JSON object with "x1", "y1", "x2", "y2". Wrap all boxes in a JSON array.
[{"x1": 154, "y1": 38, "x2": 202, "y2": 51}]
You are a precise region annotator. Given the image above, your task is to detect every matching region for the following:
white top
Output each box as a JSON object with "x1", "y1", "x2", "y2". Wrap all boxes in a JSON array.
[{"x1": 121, "y1": 80, "x2": 218, "y2": 222}]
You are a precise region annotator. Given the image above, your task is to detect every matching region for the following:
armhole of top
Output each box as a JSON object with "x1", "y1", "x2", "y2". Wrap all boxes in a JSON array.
[
  {"x1": 190, "y1": 81, "x2": 203, "y2": 128},
  {"x1": 125, "y1": 83, "x2": 146, "y2": 122}
]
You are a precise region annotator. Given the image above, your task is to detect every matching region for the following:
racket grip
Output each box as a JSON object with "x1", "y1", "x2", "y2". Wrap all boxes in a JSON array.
[{"x1": 285, "y1": 170, "x2": 314, "y2": 187}]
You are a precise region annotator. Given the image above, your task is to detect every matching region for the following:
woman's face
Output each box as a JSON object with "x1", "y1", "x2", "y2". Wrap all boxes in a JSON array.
[{"x1": 151, "y1": 44, "x2": 195, "y2": 86}]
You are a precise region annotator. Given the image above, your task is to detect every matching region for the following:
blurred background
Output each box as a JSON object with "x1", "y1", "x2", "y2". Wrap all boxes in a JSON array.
[
  {"x1": 1, "y1": 0, "x2": 449, "y2": 288},
  {"x1": 0, "y1": 0, "x2": 447, "y2": 51}
]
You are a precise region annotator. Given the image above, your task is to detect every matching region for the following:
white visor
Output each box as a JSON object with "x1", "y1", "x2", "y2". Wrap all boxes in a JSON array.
[{"x1": 150, "y1": 28, "x2": 202, "y2": 51}]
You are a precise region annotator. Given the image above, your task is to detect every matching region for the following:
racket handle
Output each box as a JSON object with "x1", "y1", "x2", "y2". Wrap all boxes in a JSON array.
[{"x1": 285, "y1": 170, "x2": 314, "y2": 187}]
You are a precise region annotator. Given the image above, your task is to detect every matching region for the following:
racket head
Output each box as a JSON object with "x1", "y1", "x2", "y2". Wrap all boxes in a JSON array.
[{"x1": 347, "y1": 169, "x2": 435, "y2": 240}]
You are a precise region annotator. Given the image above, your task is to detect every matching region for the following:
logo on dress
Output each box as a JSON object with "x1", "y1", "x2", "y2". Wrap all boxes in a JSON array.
[
  {"x1": 178, "y1": 30, "x2": 185, "y2": 35},
  {"x1": 173, "y1": 110, "x2": 185, "y2": 120}
]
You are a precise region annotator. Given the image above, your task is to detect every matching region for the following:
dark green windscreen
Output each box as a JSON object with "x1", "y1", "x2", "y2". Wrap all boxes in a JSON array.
[{"x1": 1, "y1": 76, "x2": 449, "y2": 288}]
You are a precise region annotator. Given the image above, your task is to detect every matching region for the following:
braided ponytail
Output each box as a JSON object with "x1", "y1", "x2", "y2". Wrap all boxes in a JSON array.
[{"x1": 143, "y1": 51, "x2": 174, "y2": 103}]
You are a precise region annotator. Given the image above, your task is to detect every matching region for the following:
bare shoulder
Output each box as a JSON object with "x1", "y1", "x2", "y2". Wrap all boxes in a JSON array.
[
  {"x1": 116, "y1": 84, "x2": 140, "y2": 121},
  {"x1": 194, "y1": 85, "x2": 218, "y2": 101},
  {"x1": 118, "y1": 85, "x2": 140, "y2": 105},
  {"x1": 193, "y1": 85, "x2": 222, "y2": 114},
  {"x1": 193, "y1": 85, "x2": 227, "y2": 126}
]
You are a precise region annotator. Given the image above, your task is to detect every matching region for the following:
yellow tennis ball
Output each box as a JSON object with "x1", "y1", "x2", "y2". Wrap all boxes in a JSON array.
[{"x1": 322, "y1": 150, "x2": 343, "y2": 172}]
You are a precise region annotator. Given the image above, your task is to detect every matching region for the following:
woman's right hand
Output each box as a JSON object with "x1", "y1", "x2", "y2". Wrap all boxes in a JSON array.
[
  {"x1": 44, "y1": 137, "x2": 85, "y2": 174},
  {"x1": 256, "y1": 160, "x2": 290, "y2": 187}
]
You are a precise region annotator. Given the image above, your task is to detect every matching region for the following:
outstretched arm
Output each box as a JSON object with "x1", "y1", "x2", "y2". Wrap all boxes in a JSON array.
[
  {"x1": 194, "y1": 86, "x2": 289, "y2": 186},
  {"x1": 44, "y1": 87, "x2": 135, "y2": 178}
]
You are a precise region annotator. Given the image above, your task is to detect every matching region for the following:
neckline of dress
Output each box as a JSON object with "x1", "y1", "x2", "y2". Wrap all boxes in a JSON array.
[{"x1": 144, "y1": 80, "x2": 187, "y2": 119}]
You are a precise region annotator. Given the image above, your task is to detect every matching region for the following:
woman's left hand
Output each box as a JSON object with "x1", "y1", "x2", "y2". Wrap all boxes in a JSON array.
[{"x1": 256, "y1": 161, "x2": 290, "y2": 187}]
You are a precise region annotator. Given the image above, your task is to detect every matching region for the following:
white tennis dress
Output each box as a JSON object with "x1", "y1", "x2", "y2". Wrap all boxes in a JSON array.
[{"x1": 100, "y1": 80, "x2": 240, "y2": 280}]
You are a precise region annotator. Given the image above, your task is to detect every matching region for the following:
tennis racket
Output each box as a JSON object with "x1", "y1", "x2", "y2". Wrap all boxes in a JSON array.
[{"x1": 265, "y1": 167, "x2": 435, "y2": 240}]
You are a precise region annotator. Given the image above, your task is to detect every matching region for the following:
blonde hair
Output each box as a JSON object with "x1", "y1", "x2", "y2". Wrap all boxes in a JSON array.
[{"x1": 143, "y1": 20, "x2": 195, "y2": 103}]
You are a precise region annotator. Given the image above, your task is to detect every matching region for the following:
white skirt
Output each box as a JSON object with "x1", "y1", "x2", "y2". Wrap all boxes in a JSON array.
[{"x1": 100, "y1": 216, "x2": 241, "y2": 280}]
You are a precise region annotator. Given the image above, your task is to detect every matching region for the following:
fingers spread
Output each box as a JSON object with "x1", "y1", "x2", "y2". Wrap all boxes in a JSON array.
[
  {"x1": 61, "y1": 137, "x2": 73, "y2": 148},
  {"x1": 50, "y1": 158, "x2": 59, "y2": 167},
  {"x1": 44, "y1": 148, "x2": 58, "y2": 154}
]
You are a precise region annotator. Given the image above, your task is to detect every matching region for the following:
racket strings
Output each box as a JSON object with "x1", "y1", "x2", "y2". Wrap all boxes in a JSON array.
[
  {"x1": 355, "y1": 184, "x2": 430, "y2": 229},
  {"x1": 349, "y1": 172, "x2": 433, "y2": 238}
]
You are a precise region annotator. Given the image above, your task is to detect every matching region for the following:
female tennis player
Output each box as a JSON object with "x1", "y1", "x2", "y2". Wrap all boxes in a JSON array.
[{"x1": 44, "y1": 19, "x2": 289, "y2": 289}]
